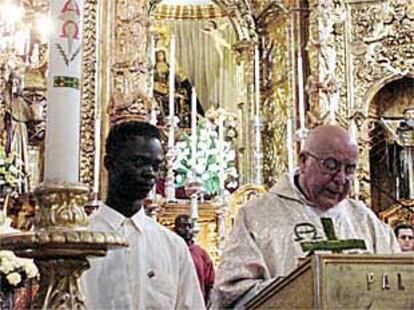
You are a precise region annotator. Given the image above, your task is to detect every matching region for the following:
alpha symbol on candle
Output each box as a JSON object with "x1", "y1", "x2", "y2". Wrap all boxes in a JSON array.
[{"x1": 59, "y1": 0, "x2": 81, "y2": 56}]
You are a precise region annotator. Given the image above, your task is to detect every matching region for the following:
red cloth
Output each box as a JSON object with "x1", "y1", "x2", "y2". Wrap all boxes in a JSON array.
[{"x1": 189, "y1": 244, "x2": 215, "y2": 303}]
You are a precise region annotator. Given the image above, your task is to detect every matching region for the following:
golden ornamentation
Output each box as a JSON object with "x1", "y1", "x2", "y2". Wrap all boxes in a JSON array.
[
  {"x1": 108, "y1": 89, "x2": 150, "y2": 126},
  {"x1": 213, "y1": 0, "x2": 258, "y2": 42},
  {"x1": 105, "y1": 0, "x2": 152, "y2": 127},
  {"x1": 34, "y1": 181, "x2": 89, "y2": 230},
  {"x1": 152, "y1": 4, "x2": 227, "y2": 20},
  {"x1": 307, "y1": 0, "x2": 345, "y2": 126},
  {"x1": 379, "y1": 199, "x2": 414, "y2": 228},
  {"x1": 0, "y1": 181, "x2": 128, "y2": 309},
  {"x1": 33, "y1": 259, "x2": 90, "y2": 310},
  {"x1": 158, "y1": 201, "x2": 220, "y2": 263},
  {"x1": 232, "y1": 40, "x2": 255, "y2": 185},
  {"x1": 257, "y1": 5, "x2": 289, "y2": 185},
  {"x1": 79, "y1": 0, "x2": 98, "y2": 189},
  {"x1": 348, "y1": 0, "x2": 414, "y2": 110},
  {"x1": 0, "y1": 230, "x2": 127, "y2": 256},
  {"x1": 344, "y1": 0, "x2": 414, "y2": 204}
]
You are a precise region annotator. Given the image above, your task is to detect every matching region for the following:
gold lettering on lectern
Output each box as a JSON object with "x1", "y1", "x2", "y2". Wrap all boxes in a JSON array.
[
  {"x1": 366, "y1": 272, "x2": 406, "y2": 291},
  {"x1": 397, "y1": 273, "x2": 405, "y2": 291},
  {"x1": 382, "y1": 273, "x2": 390, "y2": 290},
  {"x1": 367, "y1": 272, "x2": 375, "y2": 290}
]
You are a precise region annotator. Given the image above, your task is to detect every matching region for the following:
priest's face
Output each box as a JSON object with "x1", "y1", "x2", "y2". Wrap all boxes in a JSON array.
[
  {"x1": 299, "y1": 144, "x2": 358, "y2": 210},
  {"x1": 108, "y1": 135, "x2": 163, "y2": 201}
]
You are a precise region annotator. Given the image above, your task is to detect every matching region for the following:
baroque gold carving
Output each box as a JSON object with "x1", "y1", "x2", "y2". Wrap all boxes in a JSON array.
[
  {"x1": 107, "y1": 0, "x2": 152, "y2": 127},
  {"x1": 0, "y1": 230, "x2": 127, "y2": 254},
  {"x1": 213, "y1": 0, "x2": 258, "y2": 42},
  {"x1": 33, "y1": 259, "x2": 90, "y2": 310},
  {"x1": 34, "y1": 181, "x2": 89, "y2": 230},
  {"x1": 379, "y1": 200, "x2": 414, "y2": 228},
  {"x1": 344, "y1": 0, "x2": 414, "y2": 205},
  {"x1": 233, "y1": 40, "x2": 255, "y2": 184},
  {"x1": 307, "y1": 0, "x2": 346, "y2": 126},
  {"x1": 79, "y1": 0, "x2": 98, "y2": 189},
  {"x1": 157, "y1": 202, "x2": 220, "y2": 264},
  {"x1": 108, "y1": 89, "x2": 150, "y2": 125},
  {"x1": 0, "y1": 180, "x2": 128, "y2": 310},
  {"x1": 256, "y1": 4, "x2": 289, "y2": 185},
  {"x1": 227, "y1": 184, "x2": 266, "y2": 236},
  {"x1": 349, "y1": 0, "x2": 414, "y2": 110}
]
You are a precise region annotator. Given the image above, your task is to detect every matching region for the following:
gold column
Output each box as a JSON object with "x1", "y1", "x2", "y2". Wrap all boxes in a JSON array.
[{"x1": 233, "y1": 41, "x2": 255, "y2": 185}]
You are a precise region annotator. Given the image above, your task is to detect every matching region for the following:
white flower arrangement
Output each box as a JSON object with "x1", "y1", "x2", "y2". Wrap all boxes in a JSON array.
[
  {"x1": 174, "y1": 118, "x2": 238, "y2": 196},
  {"x1": 0, "y1": 250, "x2": 39, "y2": 295},
  {"x1": 0, "y1": 146, "x2": 25, "y2": 198}
]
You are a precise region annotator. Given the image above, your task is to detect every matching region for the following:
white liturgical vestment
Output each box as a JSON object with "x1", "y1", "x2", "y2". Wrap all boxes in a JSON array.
[
  {"x1": 82, "y1": 205, "x2": 205, "y2": 309},
  {"x1": 213, "y1": 173, "x2": 401, "y2": 308}
]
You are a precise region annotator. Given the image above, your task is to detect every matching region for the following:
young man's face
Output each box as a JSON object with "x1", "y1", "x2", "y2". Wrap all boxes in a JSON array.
[
  {"x1": 109, "y1": 136, "x2": 163, "y2": 201},
  {"x1": 397, "y1": 228, "x2": 414, "y2": 251},
  {"x1": 175, "y1": 216, "x2": 194, "y2": 244}
]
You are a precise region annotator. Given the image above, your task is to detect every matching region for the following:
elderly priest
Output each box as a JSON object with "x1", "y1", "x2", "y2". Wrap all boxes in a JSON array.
[{"x1": 213, "y1": 125, "x2": 401, "y2": 309}]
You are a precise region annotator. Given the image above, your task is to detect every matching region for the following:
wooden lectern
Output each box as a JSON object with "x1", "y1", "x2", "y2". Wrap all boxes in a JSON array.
[{"x1": 245, "y1": 254, "x2": 414, "y2": 309}]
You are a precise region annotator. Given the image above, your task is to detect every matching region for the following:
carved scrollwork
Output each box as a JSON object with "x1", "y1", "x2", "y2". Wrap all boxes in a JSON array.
[
  {"x1": 349, "y1": 0, "x2": 414, "y2": 110},
  {"x1": 212, "y1": 0, "x2": 257, "y2": 42},
  {"x1": 79, "y1": 0, "x2": 98, "y2": 189},
  {"x1": 346, "y1": 0, "x2": 414, "y2": 207},
  {"x1": 34, "y1": 182, "x2": 89, "y2": 230},
  {"x1": 33, "y1": 259, "x2": 90, "y2": 310},
  {"x1": 307, "y1": 0, "x2": 345, "y2": 125},
  {"x1": 108, "y1": 89, "x2": 150, "y2": 125},
  {"x1": 108, "y1": 0, "x2": 152, "y2": 126}
]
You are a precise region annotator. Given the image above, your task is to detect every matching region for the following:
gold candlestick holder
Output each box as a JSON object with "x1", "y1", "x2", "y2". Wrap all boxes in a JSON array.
[{"x1": 0, "y1": 181, "x2": 127, "y2": 309}]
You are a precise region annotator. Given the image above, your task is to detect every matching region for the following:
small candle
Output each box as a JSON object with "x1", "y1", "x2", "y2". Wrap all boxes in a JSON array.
[
  {"x1": 168, "y1": 34, "x2": 175, "y2": 124},
  {"x1": 191, "y1": 87, "x2": 197, "y2": 180},
  {"x1": 286, "y1": 116, "x2": 294, "y2": 174},
  {"x1": 218, "y1": 113, "x2": 225, "y2": 192},
  {"x1": 298, "y1": 52, "x2": 306, "y2": 131},
  {"x1": 149, "y1": 35, "x2": 155, "y2": 97},
  {"x1": 254, "y1": 46, "x2": 260, "y2": 117}
]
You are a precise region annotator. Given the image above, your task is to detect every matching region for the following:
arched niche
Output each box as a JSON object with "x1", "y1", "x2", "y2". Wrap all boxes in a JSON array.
[
  {"x1": 149, "y1": 0, "x2": 256, "y2": 121},
  {"x1": 368, "y1": 77, "x2": 414, "y2": 213}
]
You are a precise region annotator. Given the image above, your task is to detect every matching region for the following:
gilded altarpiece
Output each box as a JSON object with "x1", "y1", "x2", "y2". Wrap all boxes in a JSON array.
[
  {"x1": 93, "y1": 0, "x2": 263, "y2": 260},
  {"x1": 347, "y1": 0, "x2": 414, "y2": 208},
  {"x1": 256, "y1": 1, "x2": 290, "y2": 186},
  {"x1": 2, "y1": 0, "x2": 411, "y2": 259},
  {"x1": 306, "y1": 0, "x2": 414, "y2": 214}
]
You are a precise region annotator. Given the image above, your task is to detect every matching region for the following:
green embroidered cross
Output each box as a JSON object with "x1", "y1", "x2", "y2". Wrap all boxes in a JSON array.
[{"x1": 300, "y1": 218, "x2": 367, "y2": 253}]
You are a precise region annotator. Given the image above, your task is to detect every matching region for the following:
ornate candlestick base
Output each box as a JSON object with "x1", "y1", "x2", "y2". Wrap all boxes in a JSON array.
[{"x1": 0, "y1": 181, "x2": 127, "y2": 310}]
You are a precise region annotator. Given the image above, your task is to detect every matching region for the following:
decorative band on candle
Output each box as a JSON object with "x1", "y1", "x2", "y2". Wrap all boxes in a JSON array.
[{"x1": 53, "y1": 76, "x2": 80, "y2": 89}]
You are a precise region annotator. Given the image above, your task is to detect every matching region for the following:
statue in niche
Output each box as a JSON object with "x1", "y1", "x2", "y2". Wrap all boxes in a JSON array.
[
  {"x1": 2, "y1": 70, "x2": 32, "y2": 193},
  {"x1": 370, "y1": 78, "x2": 414, "y2": 212},
  {"x1": 396, "y1": 108, "x2": 414, "y2": 200},
  {"x1": 153, "y1": 49, "x2": 204, "y2": 128}
]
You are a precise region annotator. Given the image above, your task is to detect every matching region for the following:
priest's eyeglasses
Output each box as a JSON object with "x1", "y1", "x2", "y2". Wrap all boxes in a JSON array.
[{"x1": 305, "y1": 151, "x2": 357, "y2": 178}]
